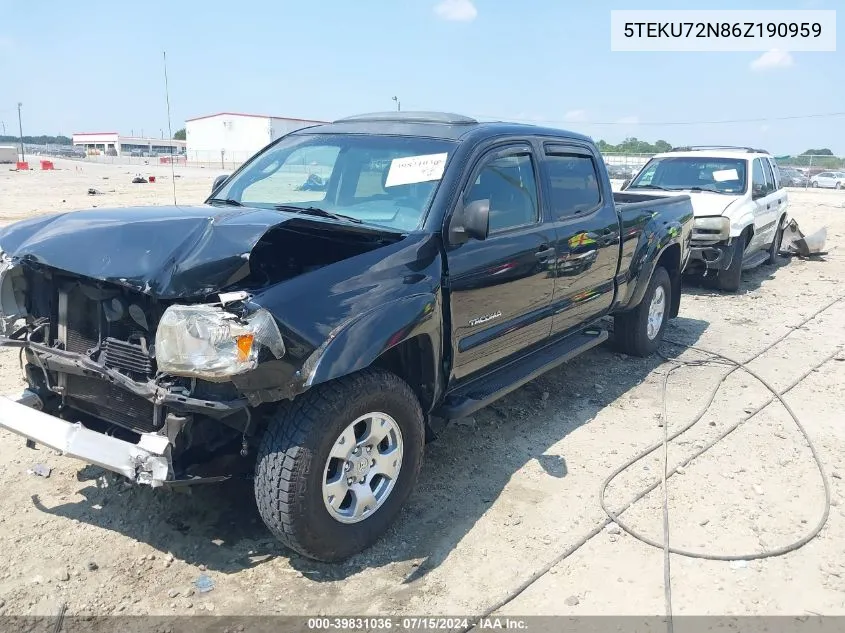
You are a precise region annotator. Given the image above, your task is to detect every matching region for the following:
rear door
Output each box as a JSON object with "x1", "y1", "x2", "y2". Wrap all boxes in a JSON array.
[
  {"x1": 540, "y1": 142, "x2": 620, "y2": 337},
  {"x1": 750, "y1": 158, "x2": 772, "y2": 251},
  {"x1": 446, "y1": 142, "x2": 557, "y2": 382},
  {"x1": 757, "y1": 158, "x2": 782, "y2": 247}
]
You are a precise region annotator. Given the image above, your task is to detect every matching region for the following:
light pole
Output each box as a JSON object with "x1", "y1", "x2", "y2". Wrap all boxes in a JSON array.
[
  {"x1": 17, "y1": 102, "x2": 24, "y2": 161},
  {"x1": 392, "y1": 96, "x2": 401, "y2": 112}
]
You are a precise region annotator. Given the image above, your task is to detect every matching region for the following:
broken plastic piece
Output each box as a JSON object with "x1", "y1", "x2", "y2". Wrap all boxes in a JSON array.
[
  {"x1": 29, "y1": 463, "x2": 52, "y2": 478},
  {"x1": 194, "y1": 574, "x2": 215, "y2": 593},
  {"x1": 783, "y1": 219, "x2": 827, "y2": 257}
]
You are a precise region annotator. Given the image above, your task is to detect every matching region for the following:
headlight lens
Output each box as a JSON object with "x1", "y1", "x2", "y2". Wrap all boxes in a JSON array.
[
  {"x1": 693, "y1": 216, "x2": 731, "y2": 240},
  {"x1": 155, "y1": 304, "x2": 285, "y2": 381}
]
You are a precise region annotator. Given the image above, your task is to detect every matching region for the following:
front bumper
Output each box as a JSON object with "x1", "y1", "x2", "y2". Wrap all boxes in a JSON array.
[
  {"x1": 0, "y1": 389, "x2": 171, "y2": 486},
  {"x1": 686, "y1": 242, "x2": 734, "y2": 271}
]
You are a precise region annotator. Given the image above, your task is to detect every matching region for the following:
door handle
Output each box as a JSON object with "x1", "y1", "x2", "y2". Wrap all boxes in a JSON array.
[{"x1": 535, "y1": 246, "x2": 555, "y2": 259}]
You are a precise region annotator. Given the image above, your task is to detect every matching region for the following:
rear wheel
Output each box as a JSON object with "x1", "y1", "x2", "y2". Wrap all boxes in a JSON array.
[
  {"x1": 765, "y1": 220, "x2": 784, "y2": 265},
  {"x1": 836, "y1": 182, "x2": 842, "y2": 190},
  {"x1": 614, "y1": 266, "x2": 671, "y2": 357},
  {"x1": 254, "y1": 368, "x2": 425, "y2": 562}
]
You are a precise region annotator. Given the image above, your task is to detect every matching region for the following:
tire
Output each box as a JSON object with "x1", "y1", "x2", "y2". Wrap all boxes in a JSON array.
[
  {"x1": 254, "y1": 368, "x2": 425, "y2": 562},
  {"x1": 614, "y1": 266, "x2": 671, "y2": 357},
  {"x1": 836, "y1": 182, "x2": 842, "y2": 190},
  {"x1": 765, "y1": 220, "x2": 784, "y2": 265},
  {"x1": 713, "y1": 236, "x2": 745, "y2": 292},
  {"x1": 811, "y1": 181, "x2": 818, "y2": 188}
]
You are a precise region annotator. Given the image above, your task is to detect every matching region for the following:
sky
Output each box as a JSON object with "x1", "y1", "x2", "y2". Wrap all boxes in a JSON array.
[{"x1": 0, "y1": 0, "x2": 842, "y2": 154}]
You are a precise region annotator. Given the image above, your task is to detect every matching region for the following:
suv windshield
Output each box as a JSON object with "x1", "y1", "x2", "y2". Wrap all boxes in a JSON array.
[
  {"x1": 628, "y1": 156, "x2": 747, "y2": 194},
  {"x1": 209, "y1": 133, "x2": 458, "y2": 232}
]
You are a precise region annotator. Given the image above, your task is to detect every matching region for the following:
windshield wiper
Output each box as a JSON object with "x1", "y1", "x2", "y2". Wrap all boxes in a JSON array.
[
  {"x1": 274, "y1": 204, "x2": 362, "y2": 224},
  {"x1": 688, "y1": 186, "x2": 730, "y2": 195},
  {"x1": 630, "y1": 184, "x2": 673, "y2": 191},
  {"x1": 207, "y1": 198, "x2": 244, "y2": 206}
]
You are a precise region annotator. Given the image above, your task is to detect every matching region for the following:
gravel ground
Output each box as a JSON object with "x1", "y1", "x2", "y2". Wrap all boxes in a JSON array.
[{"x1": 0, "y1": 159, "x2": 844, "y2": 619}]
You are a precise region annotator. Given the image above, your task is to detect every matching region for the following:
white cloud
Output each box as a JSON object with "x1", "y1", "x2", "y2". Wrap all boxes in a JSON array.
[
  {"x1": 433, "y1": 0, "x2": 477, "y2": 22},
  {"x1": 563, "y1": 109, "x2": 587, "y2": 122},
  {"x1": 616, "y1": 115, "x2": 639, "y2": 125},
  {"x1": 750, "y1": 49, "x2": 794, "y2": 71}
]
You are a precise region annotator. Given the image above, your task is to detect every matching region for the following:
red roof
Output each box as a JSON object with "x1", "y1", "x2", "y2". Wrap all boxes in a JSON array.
[{"x1": 185, "y1": 112, "x2": 328, "y2": 124}]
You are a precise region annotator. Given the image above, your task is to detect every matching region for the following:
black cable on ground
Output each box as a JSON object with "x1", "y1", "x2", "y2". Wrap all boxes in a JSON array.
[{"x1": 460, "y1": 295, "x2": 844, "y2": 633}]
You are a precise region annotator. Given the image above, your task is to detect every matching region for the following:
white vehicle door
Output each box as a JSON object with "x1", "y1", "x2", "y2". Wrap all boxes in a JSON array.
[
  {"x1": 816, "y1": 172, "x2": 833, "y2": 187},
  {"x1": 749, "y1": 158, "x2": 774, "y2": 251}
]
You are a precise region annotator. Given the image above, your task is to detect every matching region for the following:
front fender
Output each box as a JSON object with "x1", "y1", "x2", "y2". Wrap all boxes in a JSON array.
[
  {"x1": 728, "y1": 203, "x2": 755, "y2": 239},
  {"x1": 619, "y1": 220, "x2": 687, "y2": 314},
  {"x1": 302, "y1": 292, "x2": 442, "y2": 389}
]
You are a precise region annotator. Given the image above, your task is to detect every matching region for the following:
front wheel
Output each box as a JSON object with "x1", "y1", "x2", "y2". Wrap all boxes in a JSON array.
[
  {"x1": 836, "y1": 182, "x2": 842, "y2": 190},
  {"x1": 254, "y1": 369, "x2": 425, "y2": 562},
  {"x1": 614, "y1": 265, "x2": 671, "y2": 357}
]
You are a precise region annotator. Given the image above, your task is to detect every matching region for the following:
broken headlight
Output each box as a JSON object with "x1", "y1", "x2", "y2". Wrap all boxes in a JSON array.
[
  {"x1": 692, "y1": 216, "x2": 731, "y2": 241},
  {"x1": 0, "y1": 252, "x2": 28, "y2": 337},
  {"x1": 155, "y1": 305, "x2": 285, "y2": 381}
]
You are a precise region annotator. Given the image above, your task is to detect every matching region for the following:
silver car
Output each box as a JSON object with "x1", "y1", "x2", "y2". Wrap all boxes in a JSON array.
[{"x1": 810, "y1": 171, "x2": 845, "y2": 189}]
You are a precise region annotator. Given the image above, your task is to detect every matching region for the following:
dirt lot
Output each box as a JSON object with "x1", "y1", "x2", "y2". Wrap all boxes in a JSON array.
[{"x1": 0, "y1": 159, "x2": 844, "y2": 619}]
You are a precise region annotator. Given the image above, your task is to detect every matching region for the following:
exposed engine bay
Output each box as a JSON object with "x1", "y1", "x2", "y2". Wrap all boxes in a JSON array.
[{"x1": 0, "y1": 218, "x2": 402, "y2": 484}]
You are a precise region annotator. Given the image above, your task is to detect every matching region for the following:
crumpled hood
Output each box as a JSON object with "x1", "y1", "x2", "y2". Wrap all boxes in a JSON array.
[{"x1": 0, "y1": 205, "x2": 306, "y2": 298}]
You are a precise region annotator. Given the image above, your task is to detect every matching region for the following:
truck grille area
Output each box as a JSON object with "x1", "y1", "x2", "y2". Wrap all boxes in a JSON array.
[
  {"x1": 65, "y1": 374, "x2": 158, "y2": 433},
  {"x1": 102, "y1": 338, "x2": 153, "y2": 377}
]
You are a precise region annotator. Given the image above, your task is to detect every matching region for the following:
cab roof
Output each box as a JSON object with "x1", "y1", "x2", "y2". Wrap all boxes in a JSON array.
[{"x1": 292, "y1": 111, "x2": 594, "y2": 145}]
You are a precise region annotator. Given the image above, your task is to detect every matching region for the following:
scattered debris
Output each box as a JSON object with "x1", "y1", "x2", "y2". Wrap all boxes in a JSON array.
[
  {"x1": 28, "y1": 463, "x2": 52, "y2": 478},
  {"x1": 56, "y1": 569, "x2": 70, "y2": 582},
  {"x1": 605, "y1": 522, "x2": 622, "y2": 535},
  {"x1": 565, "y1": 595, "x2": 580, "y2": 606},
  {"x1": 730, "y1": 560, "x2": 749, "y2": 570},
  {"x1": 86, "y1": 561, "x2": 99, "y2": 571},
  {"x1": 131, "y1": 176, "x2": 148, "y2": 184},
  {"x1": 167, "y1": 589, "x2": 180, "y2": 599},
  {"x1": 783, "y1": 218, "x2": 827, "y2": 258},
  {"x1": 87, "y1": 188, "x2": 103, "y2": 195},
  {"x1": 699, "y1": 519, "x2": 710, "y2": 526},
  {"x1": 194, "y1": 574, "x2": 215, "y2": 593}
]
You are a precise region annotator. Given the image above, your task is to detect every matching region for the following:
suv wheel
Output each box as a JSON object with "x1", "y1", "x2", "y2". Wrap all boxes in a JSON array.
[
  {"x1": 614, "y1": 266, "x2": 671, "y2": 357},
  {"x1": 707, "y1": 235, "x2": 745, "y2": 292},
  {"x1": 836, "y1": 182, "x2": 842, "y2": 190},
  {"x1": 765, "y1": 220, "x2": 784, "y2": 265},
  {"x1": 254, "y1": 369, "x2": 425, "y2": 562}
]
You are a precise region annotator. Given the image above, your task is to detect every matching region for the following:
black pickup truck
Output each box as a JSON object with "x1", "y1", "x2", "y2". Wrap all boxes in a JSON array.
[{"x1": 0, "y1": 112, "x2": 693, "y2": 561}]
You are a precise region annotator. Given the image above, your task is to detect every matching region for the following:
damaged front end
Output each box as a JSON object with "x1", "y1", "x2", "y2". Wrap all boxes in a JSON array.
[{"x1": 0, "y1": 254, "x2": 287, "y2": 487}]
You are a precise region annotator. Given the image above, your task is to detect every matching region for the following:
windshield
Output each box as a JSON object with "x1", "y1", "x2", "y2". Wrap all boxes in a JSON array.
[
  {"x1": 209, "y1": 133, "x2": 458, "y2": 232},
  {"x1": 628, "y1": 157, "x2": 747, "y2": 194}
]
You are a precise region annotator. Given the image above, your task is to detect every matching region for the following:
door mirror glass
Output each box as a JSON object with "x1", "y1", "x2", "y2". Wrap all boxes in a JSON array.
[{"x1": 752, "y1": 182, "x2": 766, "y2": 199}]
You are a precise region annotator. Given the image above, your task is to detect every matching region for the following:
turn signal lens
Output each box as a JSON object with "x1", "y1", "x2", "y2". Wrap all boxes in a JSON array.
[{"x1": 235, "y1": 334, "x2": 255, "y2": 362}]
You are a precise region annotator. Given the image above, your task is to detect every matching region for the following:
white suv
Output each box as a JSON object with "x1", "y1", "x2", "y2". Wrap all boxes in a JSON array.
[{"x1": 622, "y1": 146, "x2": 789, "y2": 291}]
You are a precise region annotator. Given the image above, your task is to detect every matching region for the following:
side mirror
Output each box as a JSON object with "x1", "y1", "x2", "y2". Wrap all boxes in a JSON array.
[
  {"x1": 211, "y1": 174, "x2": 230, "y2": 195},
  {"x1": 449, "y1": 199, "x2": 490, "y2": 244},
  {"x1": 752, "y1": 183, "x2": 765, "y2": 199},
  {"x1": 621, "y1": 178, "x2": 631, "y2": 190}
]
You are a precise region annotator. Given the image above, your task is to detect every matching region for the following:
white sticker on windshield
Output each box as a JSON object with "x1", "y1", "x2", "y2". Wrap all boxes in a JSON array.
[
  {"x1": 384, "y1": 153, "x2": 448, "y2": 187},
  {"x1": 712, "y1": 168, "x2": 739, "y2": 182}
]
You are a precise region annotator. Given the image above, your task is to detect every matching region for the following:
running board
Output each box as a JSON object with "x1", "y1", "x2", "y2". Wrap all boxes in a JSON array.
[
  {"x1": 434, "y1": 328, "x2": 608, "y2": 421},
  {"x1": 741, "y1": 250, "x2": 769, "y2": 271}
]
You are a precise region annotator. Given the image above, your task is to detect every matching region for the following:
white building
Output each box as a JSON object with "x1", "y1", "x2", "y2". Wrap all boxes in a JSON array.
[
  {"x1": 185, "y1": 112, "x2": 326, "y2": 164},
  {"x1": 71, "y1": 132, "x2": 186, "y2": 157}
]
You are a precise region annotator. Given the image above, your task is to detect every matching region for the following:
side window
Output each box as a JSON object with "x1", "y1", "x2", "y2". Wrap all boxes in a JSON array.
[
  {"x1": 768, "y1": 159, "x2": 782, "y2": 190},
  {"x1": 761, "y1": 158, "x2": 775, "y2": 194},
  {"x1": 465, "y1": 151, "x2": 539, "y2": 234},
  {"x1": 751, "y1": 158, "x2": 766, "y2": 196},
  {"x1": 544, "y1": 152, "x2": 602, "y2": 220}
]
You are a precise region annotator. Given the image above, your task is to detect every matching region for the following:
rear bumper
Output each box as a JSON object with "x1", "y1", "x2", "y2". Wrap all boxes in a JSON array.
[
  {"x1": 0, "y1": 389, "x2": 171, "y2": 486},
  {"x1": 686, "y1": 242, "x2": 734, "y2": 271}
]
